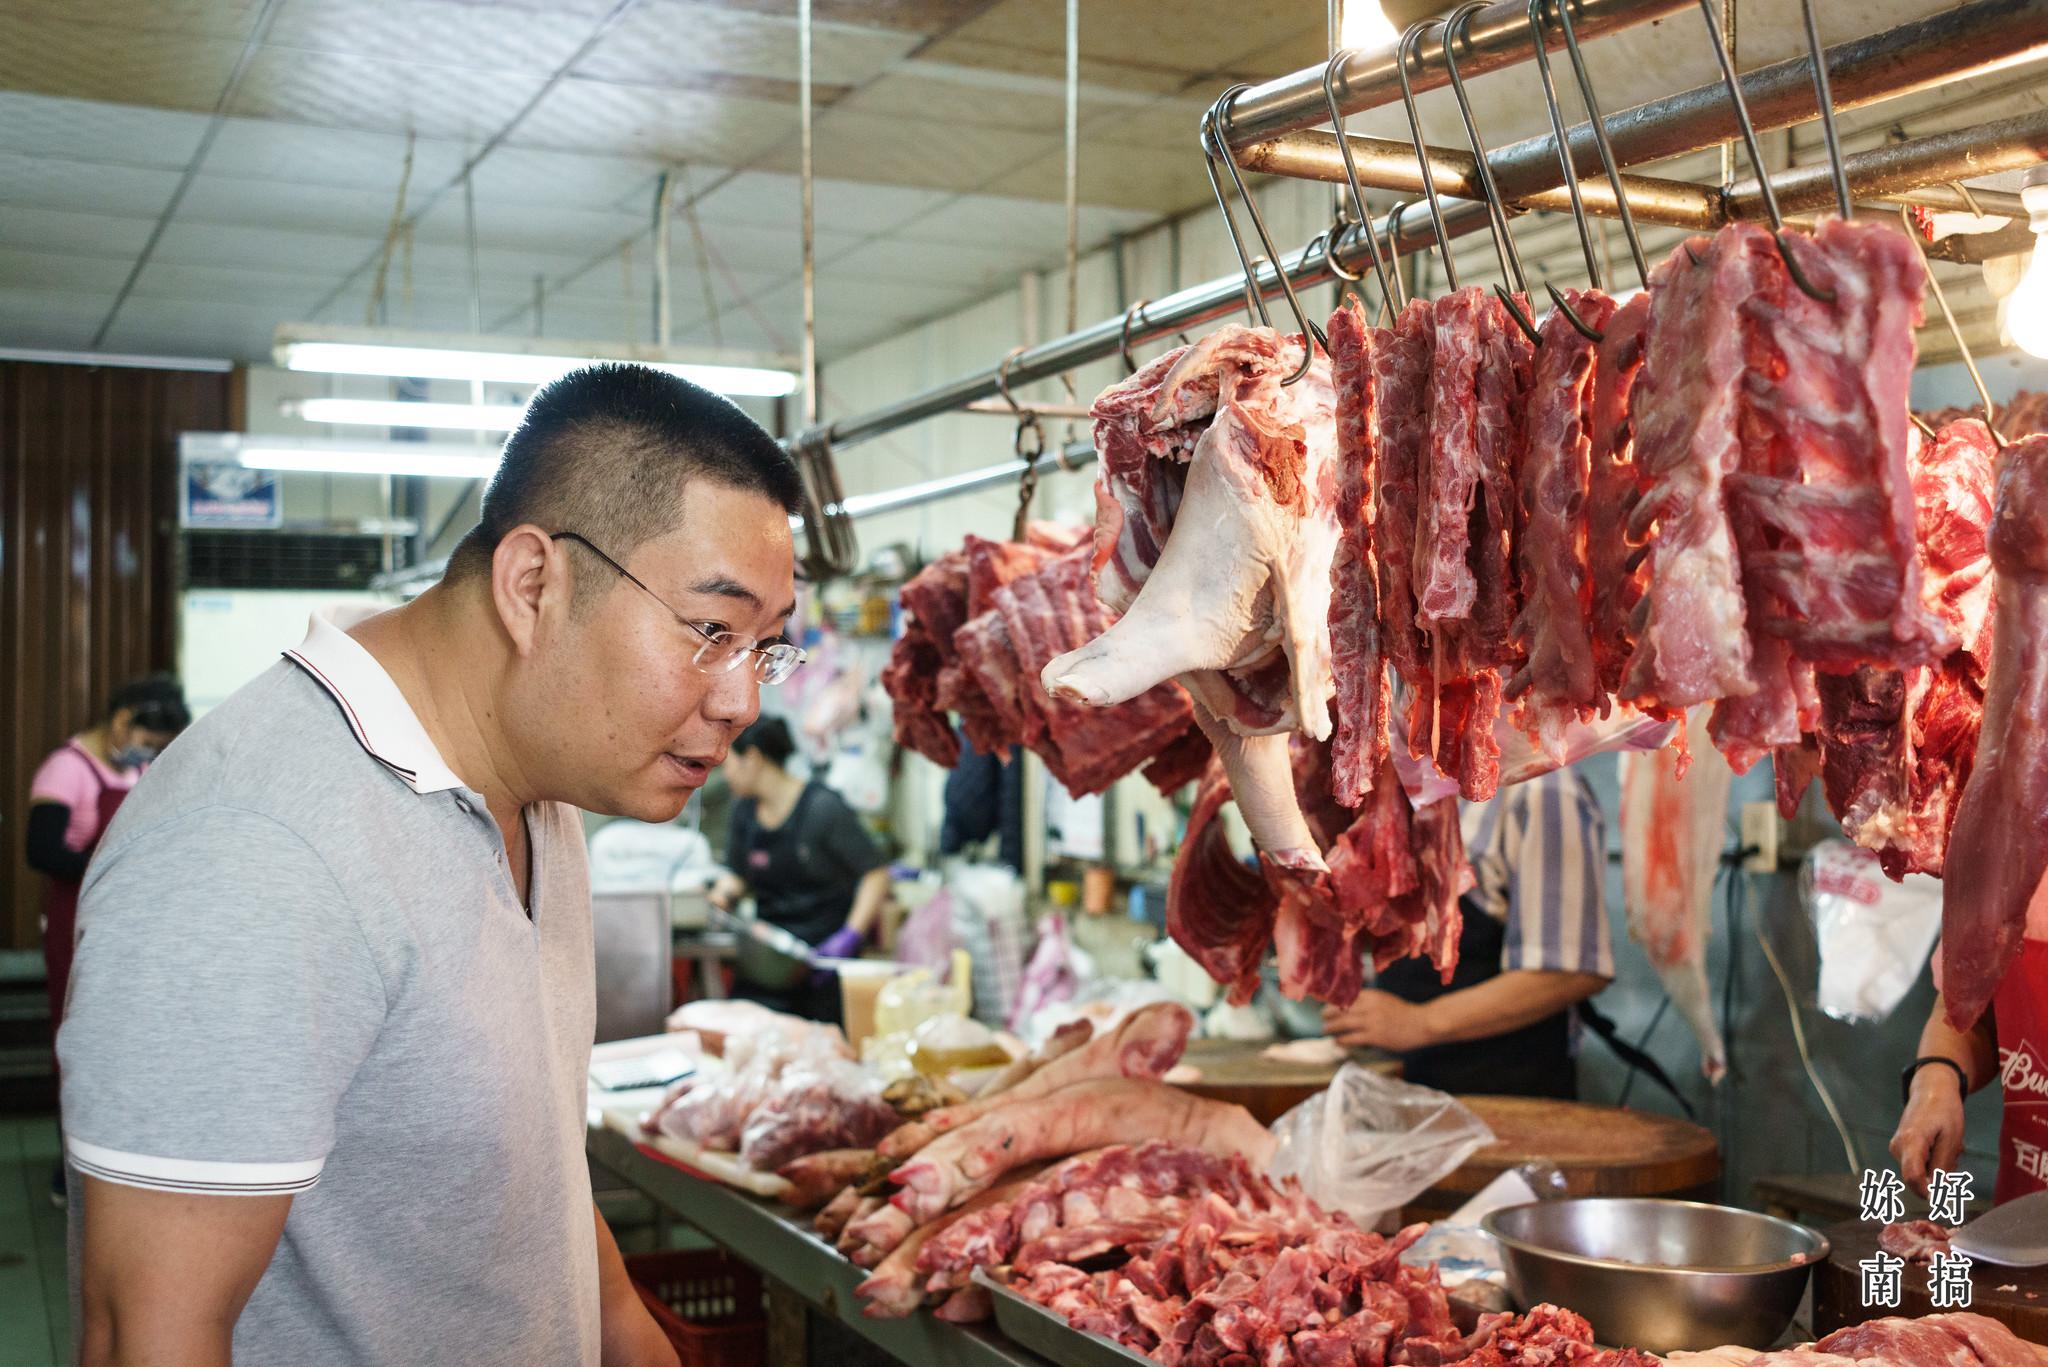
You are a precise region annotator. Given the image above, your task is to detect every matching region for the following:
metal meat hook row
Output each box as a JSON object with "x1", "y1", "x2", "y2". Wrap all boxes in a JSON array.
[
  {"x1": 1527, "y1": 0, "x2": 1611, "y2": 343},
  {"x1": 1690, "y1": 0, "x2": 1837, "y2": 303},
  {"x1": 1202, "y1": 87, "x2": 1327, "y2": 384},
  {"x1": 1117, "y1": 299, "x2": 1190, "y2": 375},
  {"x1": 1319, "y1": 45, "x2": 1398, "y2": 321},
  {"x1": 1440, "y1": 1, "x2": 1544, "y2": 345},
  {"x1": 1394, "y1": 21, "x2": 1465, "y2": 294},
  {"x1": 1548, "y1": 0, "x2": 1649, "y2": 291}
]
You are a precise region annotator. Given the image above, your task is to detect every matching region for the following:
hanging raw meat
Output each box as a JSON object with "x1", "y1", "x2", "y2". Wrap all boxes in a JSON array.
[
  {"x1": 1511, "y1": 287, "x2": 1617, "y2": 759},
  {"x1": 1586, "y1": 291, "x2": 1653, "y2": 704},
  {"x1": 1374, "y1": 298, "x2": 1437, "y2": 729},
  {"x1": 881, "y1": 525, "x2": 1199, "y2": 796},
  {"x1": 1413, "y1": 288, "x2": 1533, "y2": 800},
  {"x1": 1620, "y1": 709, "x2": 1730, "y2": 1081},
  {"x1": 1043, "y1": 326, "x2": 1341, "y2": 866},
  {"x1": 1814, "y1": 419, "x2": 1997, "y2": 877},
  {"x1": 1327, "y1": 294, "x2": 1391, "y2": 807},
  {"x1": 1937, "y1": 433, "x2": 2048, "y2": 1031},
  {"x1": 1623, "y1": 230, "x2": 1774, "y2": 718}
]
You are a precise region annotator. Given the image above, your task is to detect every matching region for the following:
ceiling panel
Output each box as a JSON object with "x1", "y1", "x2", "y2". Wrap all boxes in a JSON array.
[
  {"x1": 177, "y1": 173, "x2": 422, "y2": 236},
  {"x1": 512, "y1": 78, "x2": 792, "y2": 165},
  {"x1": 263, "y1": 0, "x2": 598, "y2": 74},
  {"x1": 201, "y1": 117, "x2": 471, "y2": 191},
  {"x1": 0, "y1": 287, "x2": 116, "y2": 350},
  {"x1": 0, "y1": 247, "x2": 142, "y2": 292},
  {"x1": 691, "y1": 170, "x2": 953, "y2": 236},
  {"x1": 0, "y1": 91, "x2": 210, "y2": 166},
  {"x1": 0, "y1": 204, "x2": 160, "y2": 256},
  {"x1": 0, "y1": 11, "x2": 245, "y2": 110},
  {"x1": 752, "y1": 109, "x2": 1055, "y2": 194},
  {"x1": 897, "y1": 42, "x2": 1196, "y2": 99},
  {"x1": 0, "y1": 0, "x2": 269, "y2": 42},
  {"x1": 938, "y1": 0, "x2": 1323, "y2": 80},
  {"x1": 409, "y1": 192, "x2": 646, "y2": 255},
  {"x1": 127, "y1": 258, "x2": 332, "y2": 309},
  {"x1": 0, "y1": 151, "x2": 182, "y2": 218},
  {"x1": 151, "y1": 219, "x2": 383, "y2": 272},
  {"x1": 575, "y1": 1, "x2": 922, "y2": 89},
  {"x1": 469, "y1": 145, "x2": 665, "y2": 211},
  {"x1": 715, "y1": 0, "x2": 998, "y2": 34},
  {"x1": 830, "y1": 234, "x2": 1040, "y2": 289},
  {"x1": 1002, "y1": 141, "x2": 1215, "y2": 215},
  {"x1": 97, "y1": 296, "x2": 291, "y2": 357},
  {"x1": 229, "y1": 46, "x2": 548, "y2": 141},
  {"x1": 892, "y1": 193, "x2": 1151, "y2": 250}
]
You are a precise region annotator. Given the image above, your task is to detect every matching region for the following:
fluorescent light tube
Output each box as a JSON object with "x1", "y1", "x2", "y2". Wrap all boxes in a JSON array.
[
  {"x1": 237, "y1": 446, "x2": 500, "y2": 479},
  {"x1": 292, "y1": 398, "x2": 528, "y2": 431},
  {"x1": 279, "y1": 341, "x2": 798, "y2": 396}
]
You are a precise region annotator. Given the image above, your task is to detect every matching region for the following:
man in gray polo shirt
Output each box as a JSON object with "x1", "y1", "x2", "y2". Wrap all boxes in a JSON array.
[{"x1": 60, "y1": 364, "x2": 807, "y2": 1366}]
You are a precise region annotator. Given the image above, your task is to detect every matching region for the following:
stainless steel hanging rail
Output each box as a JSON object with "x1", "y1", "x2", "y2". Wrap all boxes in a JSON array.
[{"x1": 798, "y1": 0, "x2": 2048, "y2": 462}]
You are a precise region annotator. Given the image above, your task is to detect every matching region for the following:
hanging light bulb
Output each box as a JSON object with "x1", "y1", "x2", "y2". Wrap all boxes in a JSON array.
[
  {"x1": 1340, "y1": 1, "x2": 1398, "y2": 52},
  {"x1": 2005, "y1": 168, "x2": 2048, "y2": 360}
]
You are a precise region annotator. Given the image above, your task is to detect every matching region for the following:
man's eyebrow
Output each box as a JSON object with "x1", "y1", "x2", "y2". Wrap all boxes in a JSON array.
[{"x1": 686, "y1": 575, "x2": 761, "y2": 606}]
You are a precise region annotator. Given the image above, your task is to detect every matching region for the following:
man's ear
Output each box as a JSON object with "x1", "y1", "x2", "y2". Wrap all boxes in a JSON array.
[{"x1": 491, "y1": 526, "x2": 561, "y2": 656}]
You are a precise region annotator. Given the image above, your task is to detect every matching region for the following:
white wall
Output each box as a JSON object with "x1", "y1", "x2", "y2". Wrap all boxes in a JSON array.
[{"x1": 180, "y1": 588, "x2": 393, "y2": 715}]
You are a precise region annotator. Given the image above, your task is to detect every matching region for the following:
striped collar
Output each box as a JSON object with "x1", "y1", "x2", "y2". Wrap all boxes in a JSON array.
[{"x1": 284, "y1": 610, "x2": 465, "y2": 795}]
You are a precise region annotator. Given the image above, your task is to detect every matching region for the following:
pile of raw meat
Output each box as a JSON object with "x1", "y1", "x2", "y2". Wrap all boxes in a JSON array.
[
  {"x1": 1013, "y1": 213, "x2": 2047, "y2": 1027},
  {"x1": 643, "y1": 1026, "x2": 898, "y2": 1175},
  {"x1": 1698, "y1": 1313, "x2": 2048, "y2": 1367},
  {"x1": 881, "y1": 522, "x2": 1211, "y2": 797}
]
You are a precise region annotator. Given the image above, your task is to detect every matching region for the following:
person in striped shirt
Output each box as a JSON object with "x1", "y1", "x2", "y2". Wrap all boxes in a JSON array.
[{"x1": 1323, "y1": 761, "x2": 1616, "y2": 1099}]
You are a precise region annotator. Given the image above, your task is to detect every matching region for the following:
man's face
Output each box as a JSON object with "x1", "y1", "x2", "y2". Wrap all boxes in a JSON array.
[{"x1": 523, "y1": 481, "x2": 797, "y2": 821}]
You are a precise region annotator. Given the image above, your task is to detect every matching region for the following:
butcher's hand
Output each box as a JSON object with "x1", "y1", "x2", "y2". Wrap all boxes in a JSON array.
[
  {"x1": 707, "y1": 873, "x2": 744, "y2": 912},
  {"x1": 1322, "y1": 990, "x2": 1435, "y2": 1054},
  {"x1": 1890, "y1": 1066, "x2": 1968, "y2": 1198}
]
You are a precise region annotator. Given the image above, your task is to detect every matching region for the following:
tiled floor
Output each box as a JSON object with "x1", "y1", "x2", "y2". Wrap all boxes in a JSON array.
[{"x1": 0, "y1": 1113, "x2": 68, "y2": 1367}]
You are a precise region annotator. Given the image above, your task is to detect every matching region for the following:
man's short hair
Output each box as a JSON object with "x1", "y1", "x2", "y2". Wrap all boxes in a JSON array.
[{"x1": 448, "y1": 364, "x2": 802, "y2": 598}]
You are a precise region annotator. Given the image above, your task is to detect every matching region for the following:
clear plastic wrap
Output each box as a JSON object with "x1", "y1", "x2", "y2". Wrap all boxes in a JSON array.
[
  {"x1": 1265, "y1": 1064, "x2": 1495, "y2": 1225},
  {"x1": 738, "y1": 1053, "x2": 899, "y2": 1172}
]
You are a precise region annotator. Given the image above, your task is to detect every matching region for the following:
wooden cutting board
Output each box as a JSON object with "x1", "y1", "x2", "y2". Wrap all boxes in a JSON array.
[
  {"x1": 1414, "y1": 1096, "x2": 1720, "y2": 1212},
  {"x1": 1169, "y1": 1040, "x2": 1398, "y2": 1126},
  {"x1": 1813, "y1": 1217, "x2": 2048, "y2": 1344}
]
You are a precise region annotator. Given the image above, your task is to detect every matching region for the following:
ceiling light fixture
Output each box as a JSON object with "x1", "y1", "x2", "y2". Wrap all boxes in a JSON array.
[
  {"x1": 272, "y1": 325, "x2": 800, "y2": 397},
  {"x1": 1339, "y1": 1, "x2": 1398, "y2": 53},
  {"x1": 182, "y1": 433, "x2": 500, "y2": 480},
  {"x1": 2005, "y1": 166, "x2": 2048, "y2": 359},
  {"x1": 288, "y1": 398, "x2": 528, "y2": 431}
]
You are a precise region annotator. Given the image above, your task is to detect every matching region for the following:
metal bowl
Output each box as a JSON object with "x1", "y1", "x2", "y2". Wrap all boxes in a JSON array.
[{"x1": 1482, "y1": 1199, "x2": 1829, "y2": 1354}]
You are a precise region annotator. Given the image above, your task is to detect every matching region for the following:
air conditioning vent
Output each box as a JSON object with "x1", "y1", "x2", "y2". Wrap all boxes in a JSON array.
[{"x1": 183, "y1": 532, "x2": 388, "y2": 590}]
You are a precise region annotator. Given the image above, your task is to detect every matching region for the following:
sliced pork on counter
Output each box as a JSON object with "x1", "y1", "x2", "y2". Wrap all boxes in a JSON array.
[{"x1": 1938, "y1": 433, "x2": 2048, "y2": 1030}]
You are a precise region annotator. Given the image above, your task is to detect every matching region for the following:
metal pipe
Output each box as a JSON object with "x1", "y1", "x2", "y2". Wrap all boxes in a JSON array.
[
  {"x1": 1240, "y1": 113, "x2": 2048, "y2": 235},
  {"x1": 1471, "y1": 0, "x2": 2048, "y2": 209},
  {"x1": 837, "y1": 442, "x2": 1099, "y2": 522},
  {"x1": 1221, "y1": 0, "x2": 1688, "y2": 146},
  {"x1": 820, "y1": 197, "x2": 1493, "y2": 451},
  {"x1": 1726, "y1": 111, "x2": 2048, "y2": 219}
]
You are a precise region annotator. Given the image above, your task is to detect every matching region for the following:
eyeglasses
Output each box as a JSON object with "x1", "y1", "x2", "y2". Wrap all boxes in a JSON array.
[{"x1": 550, "y1": 532, "x2": 807, "y2": 685}]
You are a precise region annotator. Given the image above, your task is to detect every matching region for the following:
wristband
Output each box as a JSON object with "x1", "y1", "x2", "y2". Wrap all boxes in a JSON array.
[{"x1": 1900, "y1": 1055, "x2": 1969, "y2": 1105}]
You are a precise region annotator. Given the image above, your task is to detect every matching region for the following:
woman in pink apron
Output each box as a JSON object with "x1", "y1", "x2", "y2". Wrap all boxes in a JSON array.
[
  {"x1": 1892, "y1": 884, "x2": 2048, "y2": 1206},
  {"x1": 24, "y1": 675, "x2": 188, "y2": 1203}
]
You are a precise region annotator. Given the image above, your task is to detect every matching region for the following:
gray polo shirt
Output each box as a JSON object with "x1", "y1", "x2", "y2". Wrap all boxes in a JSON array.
[{"x1": 61, "y1": 612, "x2": 600, "y2": 1366}]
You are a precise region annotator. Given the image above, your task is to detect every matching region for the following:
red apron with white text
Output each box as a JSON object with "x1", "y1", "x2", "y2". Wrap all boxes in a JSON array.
[
  {"x1": 40, "y1": 745, "x2": 130, "y2": 1050},
  {"x1": 1993, "y1": 938, "x2": 2048, "y2": 1203}
]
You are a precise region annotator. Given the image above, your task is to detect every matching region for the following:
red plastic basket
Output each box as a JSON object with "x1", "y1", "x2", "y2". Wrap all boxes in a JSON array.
[{"x1": 625, "y1": 1248, "x2": 768, "y2": 1367}]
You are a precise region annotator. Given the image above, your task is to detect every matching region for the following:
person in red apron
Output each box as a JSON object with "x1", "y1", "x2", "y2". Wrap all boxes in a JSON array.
[
  {"x1": 1891, "y1": 881, "x2": 2048, "y2": 1205},
  {"x1": 24, "y1": 675, "x2": 188, "y2": 1201}
]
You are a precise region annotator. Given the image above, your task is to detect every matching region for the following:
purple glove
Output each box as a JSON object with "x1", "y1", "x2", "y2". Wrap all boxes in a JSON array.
[{"x1": 814, "y1": 925, "x2": 865, "y2": 962}]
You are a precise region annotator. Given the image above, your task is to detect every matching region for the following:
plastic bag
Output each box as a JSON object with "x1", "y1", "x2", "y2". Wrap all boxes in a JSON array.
[
  {"x1": 1008, "y1": 912, "x2": 1083, "y2": 1033},
  {"x1": 948, "y1": 863, "x2": 1028, "y2": 1029},
  {"x1": 1803, "y1": 838, "x2": 1942, "y2": 1023},
  {"x1": 651, "y1": 1032, "x2": 793, "y2": 1151},
  {"x1": 1391, "y1": 704, "x2": 1675, "y2": 804},
  {"x1": 1266, "y1": 1064, "x2": 1495, "y2": 1226}
]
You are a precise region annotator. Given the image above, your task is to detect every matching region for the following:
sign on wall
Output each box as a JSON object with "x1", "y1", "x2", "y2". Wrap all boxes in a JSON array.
[{"x1": 181, "y1": 459, "x2": 280, "y2": 528}]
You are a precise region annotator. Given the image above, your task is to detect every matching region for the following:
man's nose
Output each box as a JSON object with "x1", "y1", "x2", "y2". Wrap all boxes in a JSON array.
[{"x1": 702, "y1": 663, "x2": 761, "y2": 728}]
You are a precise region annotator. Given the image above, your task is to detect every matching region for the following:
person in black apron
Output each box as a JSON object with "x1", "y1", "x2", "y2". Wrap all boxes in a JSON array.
[
  {"x1": 1325, "y1": 765, "x2": 1615, "y2": 1100},
  {"x1": 24, "y1": 674, "x2": 189, "y2": 1202},
  {"x1": 709, "y1": 717, "x2": 888, "y2": 1022}
]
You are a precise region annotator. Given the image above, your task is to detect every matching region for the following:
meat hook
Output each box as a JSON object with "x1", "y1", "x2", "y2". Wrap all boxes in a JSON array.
[
  {"x1": 1117, "y1": 300, "x2": 1147, "y2": 374},
  {"x1": 1439, "y1": 3, "x2": 1542, "y2": 346},
  {"x1": 1526, "y1": 0, "x2": 1607, "y2": 348},
  {"x1": 1393, "y1": 23, "x2": 1462, "y2": 293},
  {"x1": 1320, "y1": 46, "x2": 1397, "y2": 316},
  {"x1": 1550, "y1": 0, "x2": 1649, "y2": 290},
  {"x1": 1692, "y1": 0, "x2": 1837, "y2": 304},
  {"x1": 1797, "y1": 0, "x2": 1853, "y2": 222},
  {"x1": 1383, "y1": 199, "x2": 1412, "y2": 310},
  {"x1": 1896, "y1": 204, "x2": 2006, "y2": 447},
  {"x1": 1202, "y1": 87, "x2": 1327, "y2": 383}
]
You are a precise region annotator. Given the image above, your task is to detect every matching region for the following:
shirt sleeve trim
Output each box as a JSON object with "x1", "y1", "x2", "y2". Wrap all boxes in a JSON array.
[{"x1": 66, "y1": 1137, "x2": 323, "y2": 1196}]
